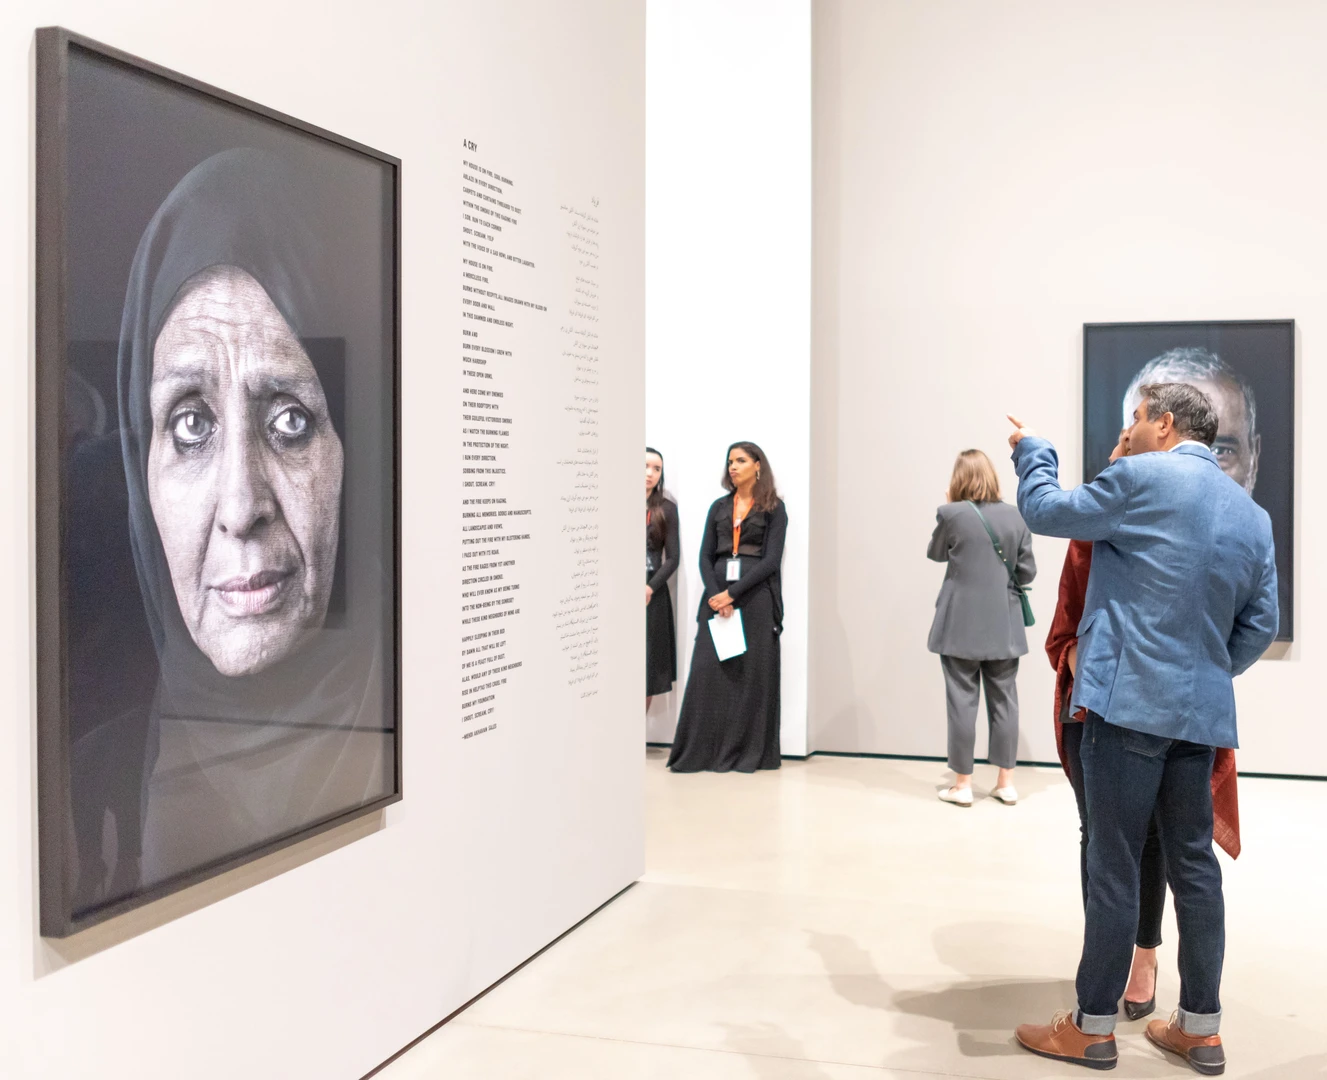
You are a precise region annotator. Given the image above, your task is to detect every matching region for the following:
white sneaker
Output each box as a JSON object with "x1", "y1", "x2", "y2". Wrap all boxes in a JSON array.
[
  {"x1": 991, "y1": 785, "x2": 1019, "y2": 805},
  {"x1": 938, "y1": 786, "x2": 974, "y2": 807}
]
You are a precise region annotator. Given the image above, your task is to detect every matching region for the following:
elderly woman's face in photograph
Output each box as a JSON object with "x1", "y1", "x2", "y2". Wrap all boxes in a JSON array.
[{"x1": 148, "y1": 264, "x2": 343, "y2": 677}]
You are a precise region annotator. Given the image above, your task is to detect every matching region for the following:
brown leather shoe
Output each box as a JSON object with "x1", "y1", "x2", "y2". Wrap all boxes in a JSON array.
[
  {"x1": 1015, "y1": 1011, "x2": 1118, "y2": 1070},
  {"x1": 1146, "y1": 1013, "x2": 1226, "y2": 1075}
]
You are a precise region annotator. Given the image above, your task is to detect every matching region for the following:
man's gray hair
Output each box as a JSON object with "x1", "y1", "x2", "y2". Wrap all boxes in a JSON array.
[{"x1": 1121, "y1": 347, "x2": 1257, "y2": 435}]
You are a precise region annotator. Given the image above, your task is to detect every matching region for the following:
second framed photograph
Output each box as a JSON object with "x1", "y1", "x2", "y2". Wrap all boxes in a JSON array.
[
  {"x1": 1083, "y1": 320, "x2": 1294, "y2": 641},
  {"x1": 36, "y1": 28, "x2": 402, "y2": 935}
]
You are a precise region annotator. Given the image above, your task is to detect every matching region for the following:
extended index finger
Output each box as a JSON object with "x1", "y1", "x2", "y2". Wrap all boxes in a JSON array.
[{"x1": 1007, "y1": 413, "x2": 1025, "y2": 430}]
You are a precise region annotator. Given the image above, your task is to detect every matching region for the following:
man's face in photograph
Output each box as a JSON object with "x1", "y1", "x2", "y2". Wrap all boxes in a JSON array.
[
  {"x1": 1125, "y1": 372, "x2": 1260, "y2": 494},
  {"x1": 1193, "y1": 377, "x2": 1260, "y2": 493}
]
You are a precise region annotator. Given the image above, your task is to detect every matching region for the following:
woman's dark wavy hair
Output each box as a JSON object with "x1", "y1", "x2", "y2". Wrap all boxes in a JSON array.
[
  {"x1": 721, "y1": 441, "x2": 780, "y2": 512},
  {"x1": 646, "y1": 446, "x2": 670, "y2": 549}
]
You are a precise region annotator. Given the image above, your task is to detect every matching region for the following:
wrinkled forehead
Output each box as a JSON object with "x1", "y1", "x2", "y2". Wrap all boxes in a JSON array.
[
  {"x1": 1190, "y1": 378, "x2": 1251, "y2": 436},
  {"x1": 152, "y1": 265, "x2": 321, "y2": 392}
]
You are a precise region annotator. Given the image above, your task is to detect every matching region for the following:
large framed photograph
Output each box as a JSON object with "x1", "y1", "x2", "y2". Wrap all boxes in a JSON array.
[
  {"x1": 1083, "y1": 320, "x2": 1293, "y2": 642},
  {"x1": 36, "y1": 28, "x2": 402, "y2": 936}
]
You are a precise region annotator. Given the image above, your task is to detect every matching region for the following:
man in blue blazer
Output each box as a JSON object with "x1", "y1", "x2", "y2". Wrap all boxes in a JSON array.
[{"x1": 1007, "y1": 383, "x2": 1278, "y2": 1074}]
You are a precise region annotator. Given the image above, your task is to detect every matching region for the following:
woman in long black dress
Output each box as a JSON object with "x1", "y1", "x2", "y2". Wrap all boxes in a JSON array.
[
  {"x1": 668, "y1": 442, "x2": 786, "y2": 773},
  {"x1": 645, "y1": 447, "x2": 680, "y2": 704}
]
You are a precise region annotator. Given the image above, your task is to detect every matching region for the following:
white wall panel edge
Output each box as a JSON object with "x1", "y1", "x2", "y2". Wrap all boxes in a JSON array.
[{"x1": 646, "y1": 0, "x2": 812, "y2": 758}]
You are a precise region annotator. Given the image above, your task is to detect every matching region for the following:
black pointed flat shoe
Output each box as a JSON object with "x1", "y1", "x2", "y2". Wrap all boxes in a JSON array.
[{"x1": 1123, "y1": 997, "x2": 1156, "y2": 1021}]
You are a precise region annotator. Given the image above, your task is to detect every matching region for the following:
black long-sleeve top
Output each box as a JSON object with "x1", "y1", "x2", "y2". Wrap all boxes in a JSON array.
[
  {"x1": 695, "y1": 496, "x2": 788, "y2": 632},
  {"x1": 646, "y1": 499, "x2": 681, "y2": 593}
]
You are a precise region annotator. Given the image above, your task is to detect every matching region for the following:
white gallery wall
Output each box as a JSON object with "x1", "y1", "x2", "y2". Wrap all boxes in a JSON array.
[
  {"x1": 0, "y1": 2, "x2": 644, "y2": 1078},
  {"x1": 810, "y1": 0, "x2": 1322, "y2": 775},
  {"x1": 646, "y1": 0, "x2": 812, "y2": 754}
]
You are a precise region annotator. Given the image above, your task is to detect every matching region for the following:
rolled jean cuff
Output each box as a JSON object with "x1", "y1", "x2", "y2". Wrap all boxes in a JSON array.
[
  {"x1": 1178, "y1": 1007, "x2": 1221, "y2": 1037},
  {"x1": 1075, "y1": 1009, "x2": 1116, "y2": 1036}
]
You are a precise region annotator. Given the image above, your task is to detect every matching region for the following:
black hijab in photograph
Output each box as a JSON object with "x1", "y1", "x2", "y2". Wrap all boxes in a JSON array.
[{"x1": 117, "y1": 147, "x2": 390, "y2": 888}]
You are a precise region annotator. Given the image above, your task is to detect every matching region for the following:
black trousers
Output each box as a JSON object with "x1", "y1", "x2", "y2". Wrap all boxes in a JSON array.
[{"x1": 1063, "y1": 717, "x2": 1165, "y2": 949}]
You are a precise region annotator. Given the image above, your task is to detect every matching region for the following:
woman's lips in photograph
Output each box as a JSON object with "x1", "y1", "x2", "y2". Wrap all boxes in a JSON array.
[{"x1": 212, "y1": 569, "x2": 294, "y2": 615}]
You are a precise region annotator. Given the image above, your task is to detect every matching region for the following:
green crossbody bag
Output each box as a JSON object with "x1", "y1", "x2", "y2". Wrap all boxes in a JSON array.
[{"x1": 965, "y1": 500, "x2": 1035, "y2": 628}]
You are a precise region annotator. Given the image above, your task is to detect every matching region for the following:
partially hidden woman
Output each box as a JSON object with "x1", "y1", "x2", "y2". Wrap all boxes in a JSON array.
[
  {"x1": 645, "y1": 447, "x2": 681, "y2": 705},
  {"x1": 928, "y1": 450, "x2": 1035, "y2": 806},
  {"x1": 668, "y1": 442, "x2": 787, "y2": 773},
  {"x1": 119, "y1": 148, "x2": 392, "y2": 888},
  {"x1": 1046, "y1": 427, "x2": 1241, "y2": 1021}
]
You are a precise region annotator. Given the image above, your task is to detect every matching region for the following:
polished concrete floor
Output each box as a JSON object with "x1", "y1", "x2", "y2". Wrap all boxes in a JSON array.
[{"x1": 380, "y1": 751, "x2": 1327, "y2": 1079}]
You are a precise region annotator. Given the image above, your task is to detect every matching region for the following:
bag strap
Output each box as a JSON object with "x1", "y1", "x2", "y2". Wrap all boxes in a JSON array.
[{"x1": 965, "y1": 501, "x2": 1025, "y2": 592}]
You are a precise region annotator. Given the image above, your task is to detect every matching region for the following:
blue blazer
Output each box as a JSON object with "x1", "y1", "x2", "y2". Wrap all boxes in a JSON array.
[{"x1": 1012, "y1": 437, "x2": 1278, "y2": 748}]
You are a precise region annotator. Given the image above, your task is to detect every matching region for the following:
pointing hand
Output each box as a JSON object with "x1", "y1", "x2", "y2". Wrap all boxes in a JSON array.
[{"x1": 1007, "y1": 414, "x2": 1037, "y2": 450}]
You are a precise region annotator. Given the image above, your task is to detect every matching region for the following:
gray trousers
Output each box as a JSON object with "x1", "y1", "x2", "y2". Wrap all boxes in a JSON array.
[{"x1": 940, "y1": 655, "x2": 1020, "y2": 774}]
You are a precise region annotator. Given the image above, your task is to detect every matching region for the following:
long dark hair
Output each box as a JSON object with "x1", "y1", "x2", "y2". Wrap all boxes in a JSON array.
[
  {"x1": 646, "y1": 446, "x2": 670, "y2": 549},
  {"x1": 721, "y1": 441, "x2": 780, "y2": 512}
]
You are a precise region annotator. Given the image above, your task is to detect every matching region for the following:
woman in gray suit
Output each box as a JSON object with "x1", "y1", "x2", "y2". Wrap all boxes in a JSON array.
[{"x1": 928, "y1": 450, "x2": 1035, "y2": 807}]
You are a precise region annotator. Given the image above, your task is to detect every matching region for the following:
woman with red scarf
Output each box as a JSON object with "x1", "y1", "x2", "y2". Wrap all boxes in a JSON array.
[{"x1": 1046, "y1": 429, "x2": 1241, "y2": 1021}]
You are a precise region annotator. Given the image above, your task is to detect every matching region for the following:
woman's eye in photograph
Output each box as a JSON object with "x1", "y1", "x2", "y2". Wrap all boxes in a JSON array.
[
  {"x1": 170, "y1": 408, "x2": 214, "y2": 447},
  {"x1": 271, "y1": 404, "x2": 311, "y2": 440}
]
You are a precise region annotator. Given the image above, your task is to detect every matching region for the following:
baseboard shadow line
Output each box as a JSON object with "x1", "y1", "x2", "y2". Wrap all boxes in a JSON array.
[{"x1": 647, "y1": 744, "x2": 1327, "y2": 782}]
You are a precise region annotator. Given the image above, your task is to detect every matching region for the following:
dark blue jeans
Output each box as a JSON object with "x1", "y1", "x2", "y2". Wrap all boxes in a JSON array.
[
  {"x1": 1074, "y1": 714, "x2": 1224, "y2": 1037},
  {"x1": 1062, "y1": 718, "x2": 1166, "y2": 948}
]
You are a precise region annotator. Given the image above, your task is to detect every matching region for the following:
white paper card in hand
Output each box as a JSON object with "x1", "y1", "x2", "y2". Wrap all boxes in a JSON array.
[{"x1": 707, "y1": 609, "x2": 747, "y2": 661}]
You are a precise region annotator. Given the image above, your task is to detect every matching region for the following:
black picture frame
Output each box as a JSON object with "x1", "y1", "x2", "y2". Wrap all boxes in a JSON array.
[
  {"x1": 1082, "y1": 320, "x2": 1294, "y2": 642},
  {"x1": 35, "y1": 27, "x2": 403, "y2": 937}
]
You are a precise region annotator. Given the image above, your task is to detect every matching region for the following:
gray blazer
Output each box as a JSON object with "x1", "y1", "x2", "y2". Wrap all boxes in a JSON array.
[{"x1": 927, "y1": 500, "x2": 1036, "y2": 660}]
